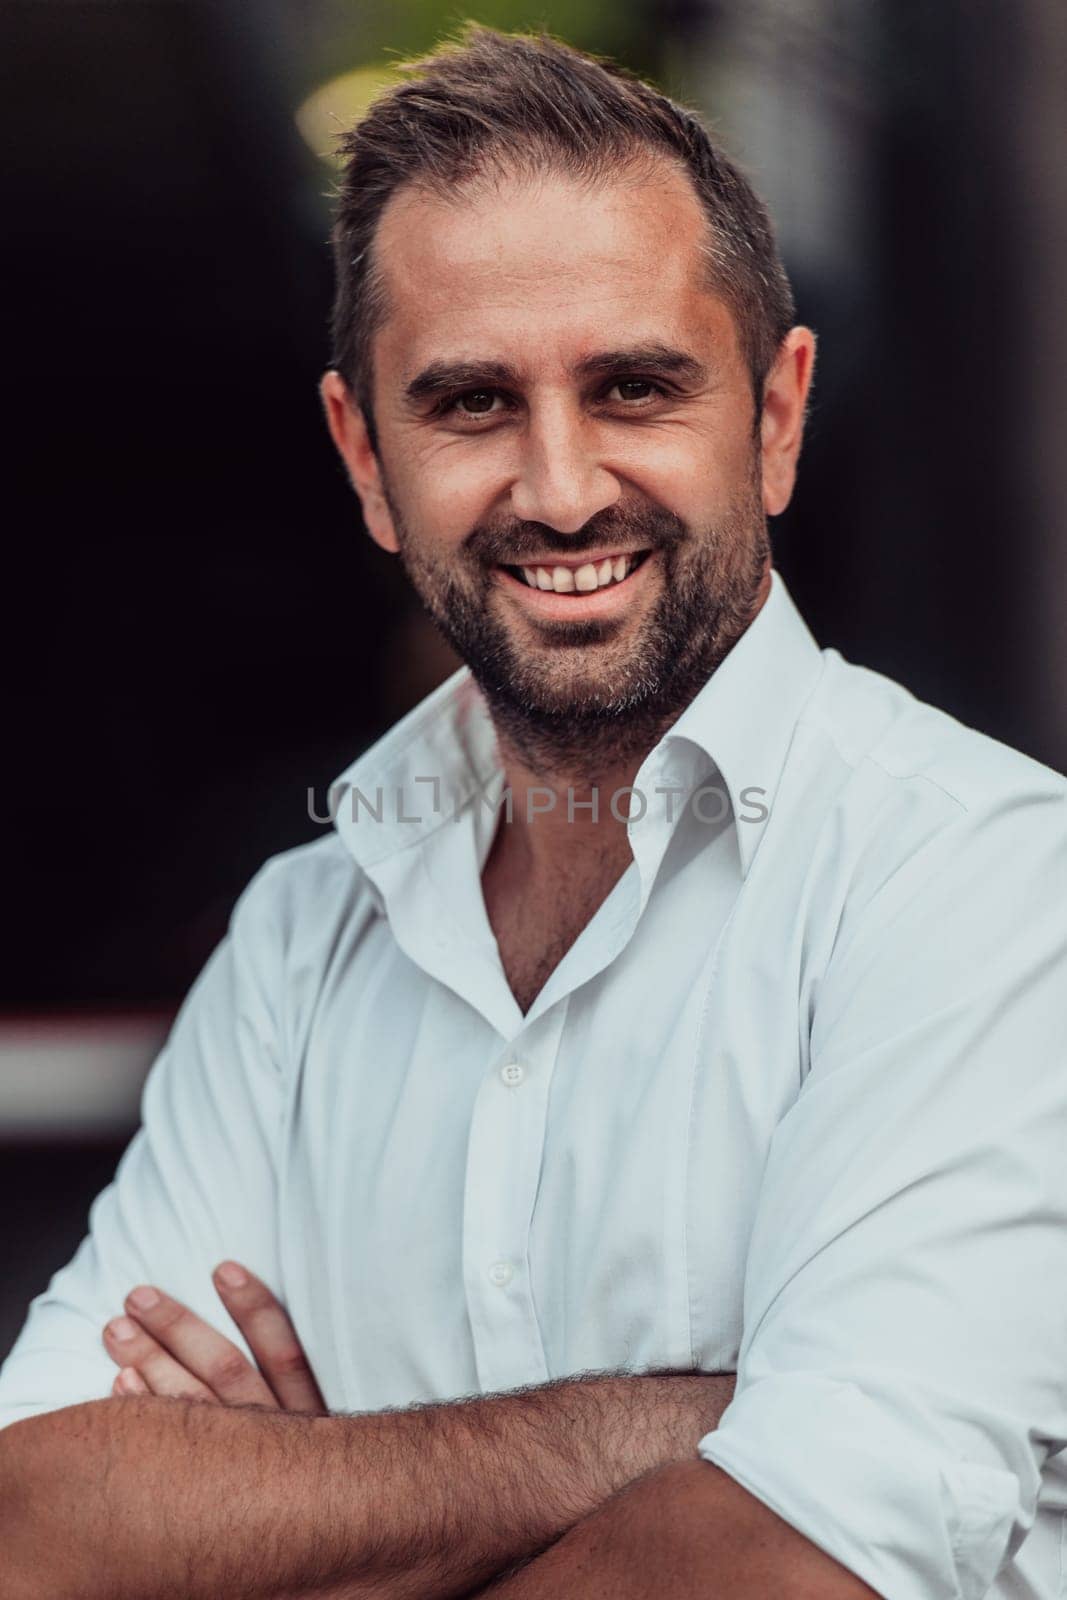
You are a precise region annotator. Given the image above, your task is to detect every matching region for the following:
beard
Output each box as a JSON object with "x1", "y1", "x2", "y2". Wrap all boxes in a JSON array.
[{"x1": 383, "y1": 452, "x2": 770, "y2": 782}]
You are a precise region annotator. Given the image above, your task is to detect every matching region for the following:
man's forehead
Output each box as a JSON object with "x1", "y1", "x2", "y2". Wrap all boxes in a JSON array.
[
  {"x1": 372, "y1": 164, "x2": 737, "y2": 378},
  {"x1": 375, "y1": 161, "x2": 711, "y2": 302}
]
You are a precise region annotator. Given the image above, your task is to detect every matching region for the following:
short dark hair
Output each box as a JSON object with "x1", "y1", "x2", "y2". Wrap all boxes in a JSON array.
[{"x1": 329, "y1": 25, "x2": 795, "y2": 446}]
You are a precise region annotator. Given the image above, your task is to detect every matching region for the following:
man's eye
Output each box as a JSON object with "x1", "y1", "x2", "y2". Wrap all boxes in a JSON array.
[
  {"x1": 608, "y1": 380, "x2": 662, "y2": 402},
  {"x1": 453, "y1": 389, "x2": 501, "y2": 416}
]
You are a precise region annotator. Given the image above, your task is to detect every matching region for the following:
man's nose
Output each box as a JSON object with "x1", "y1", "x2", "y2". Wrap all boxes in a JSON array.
[{"x1": 509, "y1": 403, "x2": 620, "y2": 533}]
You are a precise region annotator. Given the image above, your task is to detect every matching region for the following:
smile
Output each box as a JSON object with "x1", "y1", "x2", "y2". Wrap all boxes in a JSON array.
[
  {"x1": 502, "y1": 549, "x2": 653, "y2": 594},
  {"x1": 493, "y1": 547, "x2": 657, "y2": 619}
]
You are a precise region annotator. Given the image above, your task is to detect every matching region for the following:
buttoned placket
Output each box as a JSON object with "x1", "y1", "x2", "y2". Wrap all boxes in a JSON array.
[
  {"x1": 461, "y1": 1002, "x2": 569, "y2": 1392},
  {"x1": 343, "y1": 726, "x2": 728, "y2": 1397}
]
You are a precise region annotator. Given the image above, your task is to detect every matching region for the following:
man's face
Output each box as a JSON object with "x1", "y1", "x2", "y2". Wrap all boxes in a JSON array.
[{"x1": 332, "y1": 160, "x2": 802, "y2": 767}]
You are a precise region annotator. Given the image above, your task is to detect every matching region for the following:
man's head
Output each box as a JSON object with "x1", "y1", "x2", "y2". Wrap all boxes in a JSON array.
[{"x1": 321, "y1": 27, "x2": 814, "y2": 777}]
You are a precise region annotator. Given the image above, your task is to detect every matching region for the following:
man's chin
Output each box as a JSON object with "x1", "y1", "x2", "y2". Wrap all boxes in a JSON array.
[
  {"x1": 469, "y1": 651, "x2": 695, "y2": 778},
  {"x1": 477, "y1": 655, "x2": 670, "y2": 725},
  {"x1": 420, "y1": 579, "x2": 696, "y2": 734}
]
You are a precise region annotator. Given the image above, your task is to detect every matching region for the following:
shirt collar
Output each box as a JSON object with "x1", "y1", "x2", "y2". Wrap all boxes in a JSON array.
[
  {"x1": 330, "y1": 565, "x2": 824, "y2": 884},
  {"x1": 330, "y1": 662, "x2": 499, "y2": 876},
  {"x1": 640, "y1": 565, "x2": 825, "y2": 877}
]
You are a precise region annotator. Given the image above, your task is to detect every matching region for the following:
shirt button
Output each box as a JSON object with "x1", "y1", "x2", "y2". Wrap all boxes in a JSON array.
[
  {"x1": 500, "y1": 1061, "x2": 526, "y2": 1087},
  {"x1": 487, "y1": 1260, "x2": 514, "y2": 1287}
]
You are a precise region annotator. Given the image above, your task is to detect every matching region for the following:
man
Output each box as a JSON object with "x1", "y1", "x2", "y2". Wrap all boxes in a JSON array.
[{"x1": 1, "y1": 25, "x2": 1065, "y2": 1600}]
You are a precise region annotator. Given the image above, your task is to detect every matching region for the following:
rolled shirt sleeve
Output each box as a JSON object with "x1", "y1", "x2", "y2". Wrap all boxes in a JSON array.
[
  {"x1": 697, "y1": 782, "x2": 1067, "y2": 1600},
  {"x1": 0, "y1": 858, "x2": 289, "y2": 1431}
]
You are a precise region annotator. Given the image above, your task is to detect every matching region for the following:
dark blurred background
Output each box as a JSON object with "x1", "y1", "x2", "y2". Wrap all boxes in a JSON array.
[{"x1": 2, "y1": 0, "x2": 1066, "y2": 1362}]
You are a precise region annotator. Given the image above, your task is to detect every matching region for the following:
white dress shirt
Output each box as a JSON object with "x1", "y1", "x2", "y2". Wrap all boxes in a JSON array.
[{"x1": 2, "y1": 568, "x2": 1066, "y2": 1600}]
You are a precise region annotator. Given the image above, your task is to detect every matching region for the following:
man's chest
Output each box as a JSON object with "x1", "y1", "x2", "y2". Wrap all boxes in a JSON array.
[
  {"x1": 274, "y1": 874, "x2": 808, "y2": 1415},
  {"x1": 486, "y1": 882, "x2": 620, "y2": 1015},
  {"x1": 480, "y1": 843, "x2": 634, "y2": 1016}
]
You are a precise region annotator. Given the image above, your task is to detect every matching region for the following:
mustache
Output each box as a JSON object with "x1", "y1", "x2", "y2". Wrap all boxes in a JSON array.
[{"x1": 464, "y1": 505, "x2": 688, "y2": 566}]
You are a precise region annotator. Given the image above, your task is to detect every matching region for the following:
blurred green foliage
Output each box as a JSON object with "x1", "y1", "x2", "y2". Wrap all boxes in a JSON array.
[{"x1": 305, "y1": 0, "x2": 665, "y2": 98}]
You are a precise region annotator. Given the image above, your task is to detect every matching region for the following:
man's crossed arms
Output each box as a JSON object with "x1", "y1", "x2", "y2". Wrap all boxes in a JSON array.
[{"x1": 0, "y1": 1259, "x2": 879, "y2": 1599}]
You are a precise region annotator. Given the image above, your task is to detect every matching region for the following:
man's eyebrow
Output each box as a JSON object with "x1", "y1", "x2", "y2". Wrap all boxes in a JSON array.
[
  {"x1": 401, "y1": 344, "x2": 709, "y2": 406},
  {"x1": 575, "y1": 345, "x2": 709, "y2": 385},
  {"x1": 403, "y1": 360, "x2": 520, "y2": 405}
]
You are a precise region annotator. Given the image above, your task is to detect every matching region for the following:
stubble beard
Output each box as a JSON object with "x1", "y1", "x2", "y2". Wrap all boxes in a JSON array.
[{"x1": 383, "y1": 453, "x2": 770, "y2": 783}]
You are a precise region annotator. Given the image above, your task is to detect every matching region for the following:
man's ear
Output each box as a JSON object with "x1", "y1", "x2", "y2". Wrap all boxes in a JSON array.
[
  {"x1": 319, "y1": 370, "x2": 400, "y2": 554},
  {"x1": 759, "y1": 326, "x2": 816, "y2": 518}
]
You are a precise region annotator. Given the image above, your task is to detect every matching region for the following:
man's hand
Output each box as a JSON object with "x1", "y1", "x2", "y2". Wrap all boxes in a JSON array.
[
  {"x1": 102, "y1": 1260, "x2": 326, "y2": 1413},
  {"x1": 4, "y1": 1362, "x2": 736, "y2": 1600}
]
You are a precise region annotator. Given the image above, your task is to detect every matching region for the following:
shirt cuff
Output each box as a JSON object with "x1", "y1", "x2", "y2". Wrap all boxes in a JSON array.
[{"x1": 696, "y1": 1374, "x2": 1024, "y2": 1600}]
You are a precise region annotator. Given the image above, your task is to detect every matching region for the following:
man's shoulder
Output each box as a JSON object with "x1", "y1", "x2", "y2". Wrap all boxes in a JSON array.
[
  {"x1": 781, "y1": 650, "x2": 1067, "y2": 959},
  {"x1": 231, "y1": 830, "x2": 376, "y2": 960},
  {"x1": 803, "y1": 648, "x2": 1067, "y2": 821},
  {"x1": 223, "y1": 831, "x2": 379, "y2": 1066}
]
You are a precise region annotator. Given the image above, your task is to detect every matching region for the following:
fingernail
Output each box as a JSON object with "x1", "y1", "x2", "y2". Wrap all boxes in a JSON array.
[
  {"x1": 214, "y1": 1261, "x2": 247, "y2": 1289},
  {"x1": 107, "y1": 1316, "x2": 138, "y2": 1341},
  {"x1": 117, "y1": 1367, "x2": 145, "y2": 1393},
  {"x1": 126, "y1": 1286, "x2": 160, "y2": 1311}
]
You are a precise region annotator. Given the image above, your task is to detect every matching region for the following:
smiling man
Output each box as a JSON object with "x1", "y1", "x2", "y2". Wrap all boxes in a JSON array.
[{"x1": 2, "y1": 26, "x2": 1066, "y2": 1600}]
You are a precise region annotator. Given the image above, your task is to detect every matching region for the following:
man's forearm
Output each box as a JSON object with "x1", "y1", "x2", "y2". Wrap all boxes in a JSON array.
[
  {"x1": 467, "y1": 1459, "x2": 882, "y2": 1599},
  {"x1": 0, "y1": 1368, "x2": 735, "y2": 1600}
]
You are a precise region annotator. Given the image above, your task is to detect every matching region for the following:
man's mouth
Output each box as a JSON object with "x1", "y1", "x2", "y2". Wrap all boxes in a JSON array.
[{"x1": 502, "y1": 549, "x2": 653, "y2": 594}]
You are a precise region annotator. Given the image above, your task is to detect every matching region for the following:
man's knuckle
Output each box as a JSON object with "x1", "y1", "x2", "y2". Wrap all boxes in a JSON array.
[
  {"x1": 210, "y1": 1349, "x2": 253, "y2": 1389},
  {"x1": 270, "y1": 1346, "x2": 311, "y2": 1379},
  {"x1": 139, "y1": 1353, "x2": 174, "y2": 1387},
  {"x1": 234, "y1": 1284, "x2": 274, "y2": 1318}
]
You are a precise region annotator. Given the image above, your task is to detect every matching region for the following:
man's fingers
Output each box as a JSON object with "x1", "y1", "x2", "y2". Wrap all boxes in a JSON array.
[
  {"x1": 211, "y1": 1261, "x2": 326, "y2": 1414},
  {"x1": 112, "y1": 1366, "x2": 149, "y2": 1398},
  {"x1": 115, "y1": 1286, "x2": 279, "y2": 1409},
  {"x1": 102, "y1": 1316, "x2": 219, "y2": 1403},
  {"x1": 103, "y1": 1266, "x2": 324, "y2": 1414}
]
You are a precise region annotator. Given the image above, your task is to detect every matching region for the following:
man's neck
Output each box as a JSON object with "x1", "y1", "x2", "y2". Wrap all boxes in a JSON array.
[
  {"x1": 490, "y1": 750, "x2": 642, "y2": 886},
  {"x1": 485, "y1": 558, "x2": 774, "y2": 886},
  {"x1": 478, "y1": 745, "x2": 644, "y2": 1015}
]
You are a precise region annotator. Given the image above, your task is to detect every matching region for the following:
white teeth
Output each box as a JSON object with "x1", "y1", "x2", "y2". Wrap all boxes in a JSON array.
[{"x1": 517, "y1": 554, "x2": 643, "y2": 591}]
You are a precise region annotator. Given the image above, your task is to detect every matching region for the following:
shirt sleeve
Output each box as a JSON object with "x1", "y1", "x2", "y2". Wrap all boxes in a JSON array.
[
  {"x1": 0, "y1": 857, "x2": 290, "y2": 1431},
  {"x1": 696, "y1": 781, "x2": 1067, "y2": 1600}
]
